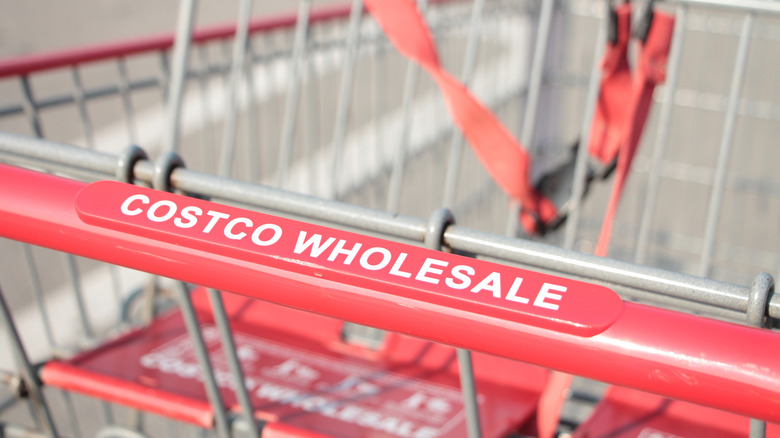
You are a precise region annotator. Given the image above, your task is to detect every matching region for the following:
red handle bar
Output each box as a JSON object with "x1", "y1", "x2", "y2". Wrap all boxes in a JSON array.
[{"x1": 1, "y1": 163, "x2": 779, "y2": 423}]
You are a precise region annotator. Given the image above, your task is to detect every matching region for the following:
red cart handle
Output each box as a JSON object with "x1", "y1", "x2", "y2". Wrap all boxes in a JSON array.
[{"x1": 1, "y1": 164, "x2": 780, "y2": 423}]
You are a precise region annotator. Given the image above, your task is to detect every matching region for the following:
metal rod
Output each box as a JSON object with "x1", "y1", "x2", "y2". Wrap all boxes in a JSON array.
[
  {"x1": 442, "y1": 0, "x2": 486, "y2": 209},
  {"x1": 635, "y1": 4, "x2": 688, "y2": 265},
  {"x1": 217, "y1": 0, "x2": 255, "y2": 178},
  {"x1": 371, "y1": 39, "x2": 388, "y2": 195},
  {"x1": 70, "y1": 66, "x2": 95, "y2": 149},
  {"x1": 425, "y1": 208, "x2": 482, "y2": 438},
  {"x1": 1, "y1": 133, "x2": 777, "y2": 318},
  {"x1": 159, "y1": 51, "x2": 171, "y2": 101},
  {"x1": 519, "y1": 0, "x2": 554, "y2": 153},
  {"x1": 174, "y1": 282, "x2": 231, "y2": 438},
  {"x1": 505, "y1": 0, "x2": 555, "y2": 237},
  {"x1": 327, "y1": 0, "x2": 364, "y2": 200},
  {"x1": 276, "y1": 0, "x2": 313, "y2": 189},
  {"x1": 61, "y1": 390, "x2": 83, "y2": 438},
  {"x1": 386, "y1": 0, "x2": 429, "y2": 213},
  {"x1": 244, "y1": 40, "x2": 260, "y2": 183},
  {"x1": 746, "y1": 272, "x2": 773, "y2": 438},
  {"x1": 0, "y1": 125, "x2": 117, "y2": 174},
  {"x1": 698, "y1": 12, "x2": 754, "y2": 278},
  {"x1": 197, "y1": 28, "x2": 262, "y2": 429},
  {"x1": 65, "y1": 254, "x2": 94, "y2": 339},
  {"x1": 0, "y1": 285, "x2": 58, "y2": 438},
  {"x1": 195, "y1": 45, "x2": 218, "y2": 174},
  {"x1": 161, "y1": 0, "x2": 199, "y2": 153},
  {"x1": 563, "y1": 14, "x2": 607, "y2": 251},
  {"x1": 21, "y1": 245, "x2": 56, "y2": 350},
  {"x1": 19, "y1": 76, "x2": 43, "y2": 138},
  {"x1": 302, "y1": 53, "x2": 320, "y2": 195},
  {"x1": 206, "y1": 288, "x2": 261, "y2": 438},
  {"x1": 663, "y1": 0, "x2": 780, "y2": 15},
  {"x1": 116, "y1": 57, "x2": 139, "y2": 145},
  {"x1": 457, "y1": 349, "x2": 483, "y2": 438}
]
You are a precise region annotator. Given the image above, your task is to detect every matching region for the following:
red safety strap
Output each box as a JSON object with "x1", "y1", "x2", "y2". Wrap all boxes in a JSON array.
[
  {"x1": 537, "y1": 8, "x2": 675, "y2": 438},
  {"x1": 537, "y1": 7, "x2": 632, "y2": 432},
  {"x1": 536, "y1": 371, "x2": 574, "y2": 438},
  {"x1": 595, "y1": 10, "x2": 675, "y2": 256},
  {"x1": 587, "y1": 3, "x2": 634, "y2": 164},
  {"x1": 363, "y1": 0, "x2": 558, "y2": 234}
]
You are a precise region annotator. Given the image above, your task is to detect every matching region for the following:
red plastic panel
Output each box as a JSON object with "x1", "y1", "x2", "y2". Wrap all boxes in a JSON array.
[
  {"x1": 75, "y1": 180, "x2": 623, "y2": 337},
  {"x1": 42, "y1": 361, "x2": 215, "y2": 428},
  {"x1": 574, "y1": 385, "x2": 780, "y2": 438},
  {"x1": 261, "y1": 423, "x2": 335, "y2": 438},
  {"x1": 43, "y1": 288, "x2": 547, "y2": 437}
]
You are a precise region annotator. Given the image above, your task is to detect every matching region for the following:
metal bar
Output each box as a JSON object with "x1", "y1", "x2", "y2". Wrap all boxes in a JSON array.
[
  {"x1": 161, "y1": 0, "x2": 198, "y2": 153},
  {"x1": 159, "y1": 51, "x2": 171, "y2": 102},
  {"x1": 505, "y1": 0, "x2": 555, "y2": 237},
  {"x1": 304, "y1": 55, "x2": 321, "y2": 195},
  {"x1": 371, "y1": 39, "x2": 388, "y2": 188},
  {"x1": 0, "y1": 77, "x2": 158, "y2": 119},
  {"x1": 174, "y1": 282, "x2": 231, "y2": 438},
  {"x1": 698, "y1": 12, "x2": 754, "y2": 278},
  {"x1": 663, "y1": 0, "x2": 780, "y2": 15},
  {"x1": 23, "y1": 71, "x2": 101, "y2": 437},
  {"x1": 384, "y1": 0, "x2": 427, "y2": 213},
  {"x1": 244, "y1": 39, "x2": 260, "y2": 183},
  {"x1": 519, "y1": 0, "x2": 554, "y2": 154},
  {"x1": 563, "y1": 13, "x2": 607, "y2": 251},
  {"x1": 217, "y1": 0, "x2": 255, "y2": 178},
  {"x1": 3, "y1": 164, "x2": 780, "y2": 423},
  {"x1": 2, "y1": 132, "x2": 775, "y2": 319},
  {"x1": 195, "y1": 45, "x2": 218, "y2": 174},
  {"x1": 61, "y1": 390, "x2": 84, "y2": 438},
  {"x1": 64, "y1": 254, "x2": 94, "y2": 339},
  {"x1": 444, "y1": 224, "x2": 765, "y2": 317},
  {"x1": 129, "y1": 163, "x2": 780, "y2": 320},
  {"x1": 70, "y1": 66, "x2": 95, "y2": 149},
  {"x1": 635, "y1": 4, "x2": 688, "y2": 265},
  {"x1": 19, "y1": 76, "x2": 43, "y2": 138},
  {"x1": 456, "y1": 349, "x2": 482, "y2": 438},
  {"x1": 205, "y1": 12, "x2": 262, "y2": 424},
  {"x1": 116, "y1": 57, "x2": 139, "y2": 145},
  {"x1": 0, "y1": 423, "x2": 54, "y2": 438},
  {"x1": 206, "y1": 288, "x2": 260, "y2": 438},
  {"x1": 21, "y1": 245, "x2": 56, "y2": 350},
  {"x1": 0, "y1": 285, "x2": 58, "y2": 438},
  {"x1": 425, "y1": 208, "x2": 482, "y2": 438},
  {"x1": 442, "y1": 0, "x2": 485, "y2": 209},
  {"x1": 0, "y1": 130, "x2": 117, "y2": 177},
  {"x1": 746, "y1": 272, "x2": 773, "y2": 438},
  {"x1": 276, "y1": 0, "x2": 313, "y2": 189},
  {"x1": 129, "y1": 408, "x2": 144, "y2": 436},
  {"x1": 327, "y1": 0, "x2": 364, "y2": 199}
]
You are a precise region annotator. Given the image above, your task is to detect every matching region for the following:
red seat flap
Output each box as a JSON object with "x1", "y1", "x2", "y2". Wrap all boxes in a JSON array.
[
  {"x1": 573, "y1": 385, "x2": 780, "y2": 438},
  {"x1": 42, "y1": 288, "x2": 547, "y2": 437}
]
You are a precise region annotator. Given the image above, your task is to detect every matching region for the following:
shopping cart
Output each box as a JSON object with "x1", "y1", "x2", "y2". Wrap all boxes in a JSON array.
[{"x1": 0, "y1": 0, "x2": 779, "y2": 437}]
